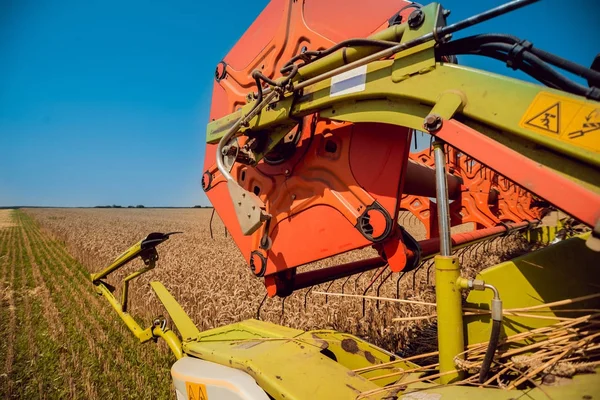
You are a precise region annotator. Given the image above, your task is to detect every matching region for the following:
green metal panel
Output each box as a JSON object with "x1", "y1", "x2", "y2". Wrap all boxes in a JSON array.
[
  {"x1": 179, "y1": 319, "x2": 423, "y2": 400},
  {"x1": 465, "y1": 233, "x2": 600, "y2": 346},
  {"x1": 151, "y1": 281, "x2": 200, "y2": 342}
]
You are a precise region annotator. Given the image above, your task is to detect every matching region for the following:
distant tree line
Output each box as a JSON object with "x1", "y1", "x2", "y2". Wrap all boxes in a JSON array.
[{"x1": 94, "y1": 205, "x2": 145, "y2": 208}]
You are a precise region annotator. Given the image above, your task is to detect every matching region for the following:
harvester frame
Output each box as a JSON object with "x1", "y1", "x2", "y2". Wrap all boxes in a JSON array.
[{"x1": 91, "y1": 0, "x2": 600, "y2": 398}]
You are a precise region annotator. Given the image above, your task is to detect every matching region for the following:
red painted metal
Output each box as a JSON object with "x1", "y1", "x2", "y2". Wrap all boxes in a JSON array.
[
  {"x1": 205, "y1": 0, "x2": 418, "y2": 297},
  {"x1": 434, "y1": 120, "x2": 600, "y2": 228}
]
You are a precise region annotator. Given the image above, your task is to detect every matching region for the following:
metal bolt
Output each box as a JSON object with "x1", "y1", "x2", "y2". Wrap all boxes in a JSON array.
[
  {"x1": 291, "y1": 194, "x2": 296, "y2": 200},
  {"x1": 443, "y1": 9, "x2": 451, "y2": 17},
  {"x1": 407, "y1": 9, "x2": 425, "y2": 29},
  {"x1": 285, "y1": 169, "x2": 290, "y2": 176},
  {"x1": 423, "y1": 114, "x2": 443, "y2": 132}
]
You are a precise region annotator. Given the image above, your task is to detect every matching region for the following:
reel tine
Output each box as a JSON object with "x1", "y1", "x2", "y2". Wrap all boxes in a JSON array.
[
  {"x1": 362, "y1": 267, "x2": 386, "y2": 317},
  {"x1": 256, "y1": 293, "x2": 267, "y2": 320},
  {"x1": 209, "y1": 208, "x2": 215, "y2": 239},
  {"x1": 426, "y1": 259, "x2": 435, "y2": 286},
  {"x1": 376, "y1": 270, "x2": 393, "y2": 309},
  {"x1": 412, "y1": 260, "x2": 426, "y2": 291},
  {"x1": 396, "y1": 271, "x2": 407, "y2": 299},
  {"x1": 354, "y1": 271, "x2": 366, "y2": 292},
  {"x1": 324, "y1": 279, "x2": 336, "y2": 304},
  {"x1": 304, "y1": 286, "x2": 314, "y2": 311},
  {"x1": 341, "y1": 275, "x2": 352, "y2": 294}
]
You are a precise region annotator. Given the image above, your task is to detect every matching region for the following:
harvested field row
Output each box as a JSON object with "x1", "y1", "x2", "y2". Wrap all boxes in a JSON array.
[{"x1": 0, "y1": 210, "x2": 173, "y2": 399}]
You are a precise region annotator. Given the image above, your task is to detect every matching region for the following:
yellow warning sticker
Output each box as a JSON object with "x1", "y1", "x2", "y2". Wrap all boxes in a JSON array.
[
  {"x1": 519, "y1": 92, "x2": 600, "y2": 152},
  {"x1": 186, "y1": 382, "x2": 208, "y2": 400}
]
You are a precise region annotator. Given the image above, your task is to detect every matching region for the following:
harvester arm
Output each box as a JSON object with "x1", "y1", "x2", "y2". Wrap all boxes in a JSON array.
[{"x1": 90, "y1": 232, "x2": 184, "y2": 359}]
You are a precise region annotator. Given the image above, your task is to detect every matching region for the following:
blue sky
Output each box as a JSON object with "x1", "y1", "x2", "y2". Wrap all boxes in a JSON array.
[{"x1": 0, "y1": 0, "x2": 597, "y2": 207}]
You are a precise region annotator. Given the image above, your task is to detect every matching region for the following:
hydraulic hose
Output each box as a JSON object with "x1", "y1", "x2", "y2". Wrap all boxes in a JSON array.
[
  {"x1": 439, "y1": 33, "x2": 600, "y2": 86},
  {"x1": 479, "y1": 319, "x2": 502, "y2": 383},
  {"x1": 479, "y1": 283, "x2": 503, "y2": 383},
  {"x1": 439, "y1": 40, "x2": 600, "y2": 100}
]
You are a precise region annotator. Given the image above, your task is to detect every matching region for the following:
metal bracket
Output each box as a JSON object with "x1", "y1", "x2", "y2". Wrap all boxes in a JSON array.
[{"x1": 227, "y1": 180, "x2": 270, "y2": 236}]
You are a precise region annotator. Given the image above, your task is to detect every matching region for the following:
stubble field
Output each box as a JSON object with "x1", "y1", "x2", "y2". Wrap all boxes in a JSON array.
[{"x1": 1, "y1": 207, "x2": 529, "y2": 398}]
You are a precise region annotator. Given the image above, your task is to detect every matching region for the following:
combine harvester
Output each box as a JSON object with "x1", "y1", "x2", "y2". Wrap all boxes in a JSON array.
[{"x1": 91, "y1": 0, "x2": 600, "y2": 398}]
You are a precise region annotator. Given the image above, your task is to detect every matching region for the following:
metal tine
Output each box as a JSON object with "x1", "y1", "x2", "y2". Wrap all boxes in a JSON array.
[
  {"x1": 425, "y1": 259, "x2": 435, "y2": 286},
  {"x1": 304, "y1": 286, "x2": 314, "y2": 311},
  {"x1": 456, "y1": 247, "x2": 467, "y2": 267},
  {"x1": 354, "y1": 271, "x2": 366, "y2": 292},
  {"x1": 362, "y1": 267, "x2": 387, "y2": 317},
  {"x1": 376, "y1": 270, "x2": 394, "y2": 309},
  {"x1": 256, "y1": 293, "x2": 268, "y2": 320},
  {"x1": 340, "y1": 275, "x2": 352, "y2": 294},
  {"x1": 412, "y1": 260, "x2": 427, "y2": 291},
  {"x1": 324, "y1": 279, "x2": 336, "y2": 304},
  {"x1": 396, "y1": 271, "x2": 408, "y2": 299},
  {"x1": 209, "y1": 208, "x2": 216, "y2": 239}
]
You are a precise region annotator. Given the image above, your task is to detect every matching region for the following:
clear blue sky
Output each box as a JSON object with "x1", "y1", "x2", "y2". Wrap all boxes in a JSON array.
[{"x1": 1, "y1": 0, "x2": 597, "y2": 207}]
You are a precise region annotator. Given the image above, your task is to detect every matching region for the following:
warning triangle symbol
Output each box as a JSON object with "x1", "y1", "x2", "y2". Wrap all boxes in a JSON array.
[{"x1": 525, "y1": 102, "x2": 560, "y2": 134}]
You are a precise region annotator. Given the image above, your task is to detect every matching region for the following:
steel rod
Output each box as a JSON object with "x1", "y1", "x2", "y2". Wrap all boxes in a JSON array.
[
  {"x1": 434, "y1": 141, "x2": 452, "y2": 256},
  {"x1": 292, "y1": 0, "x2": 538, "y2": 92}
]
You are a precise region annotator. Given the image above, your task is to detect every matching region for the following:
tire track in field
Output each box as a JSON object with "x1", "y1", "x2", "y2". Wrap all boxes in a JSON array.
[
  {"x1": 1, "y1": 226, "x2": 17, "y2": 397},
  {"x1": 21, "y1": 213, "x2": 172, "y2": 398},
  {"x1": 16, "y1": 223, "x2": 38, "y2": 389},
  {"x1": 20, "y1": 219, "x2": 76, "y2": 398},
  {"x1": 0, "y1": 226, "x2": 12, "y2": 396}
]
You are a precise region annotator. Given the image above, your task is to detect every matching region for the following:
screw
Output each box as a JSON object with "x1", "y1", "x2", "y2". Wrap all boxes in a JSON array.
[
  {"x1": 423, "y1": 114, "x2": 442, "y2": 132},
  {"x1": 291, "y1": 194, "x2": 296, "y2": 200},
  {"x1": 285, "y1": 169, "x2": 290, "y2": 176}
]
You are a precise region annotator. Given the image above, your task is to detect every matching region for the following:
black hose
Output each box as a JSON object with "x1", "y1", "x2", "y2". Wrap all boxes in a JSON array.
[
  {"x1": 439, "y1": 34, "x2": 600, "y2": 86},
  {"x1": 439, "y1": 40, "x2": 600, "y2": 100},
  {"x1": 479, "y1": 319, "x2": 502, "y2": 383},
  {"x1": 480, "y1": 43, "x2": 598, "y2": 99}
]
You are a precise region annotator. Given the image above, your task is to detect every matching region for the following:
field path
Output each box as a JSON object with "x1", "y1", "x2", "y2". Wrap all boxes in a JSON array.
[{"x1": 0, "y1": 210, "x2": 174, "y2": 399}]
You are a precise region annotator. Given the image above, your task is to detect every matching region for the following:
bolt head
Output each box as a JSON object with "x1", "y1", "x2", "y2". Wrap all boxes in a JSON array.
[
  {"x1": 423, "y1": 114, "x2": 442, "y2": 132},
  {"x1": 407, "y1": 9, "x2": 425, "y2": 28}
]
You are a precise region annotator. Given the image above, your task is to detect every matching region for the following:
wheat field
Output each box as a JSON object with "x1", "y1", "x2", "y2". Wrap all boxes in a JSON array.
[{"x1": 25, "y1": 207, "x2": 529, "y2": 356}]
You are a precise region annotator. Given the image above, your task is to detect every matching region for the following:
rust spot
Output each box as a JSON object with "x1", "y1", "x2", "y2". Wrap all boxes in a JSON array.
[
  {"x1": 341, "y1": 338, "x2": 359, "y2": 354},
  {"x1": 311, "y1": 333, "x2": 329, "y2": 349},
  {"x1": 276, "y1": 375, "x2": 283, "y2": 381},
  {"x1": 364, "y1": 351, "x2": 376, "y2": 364}
]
